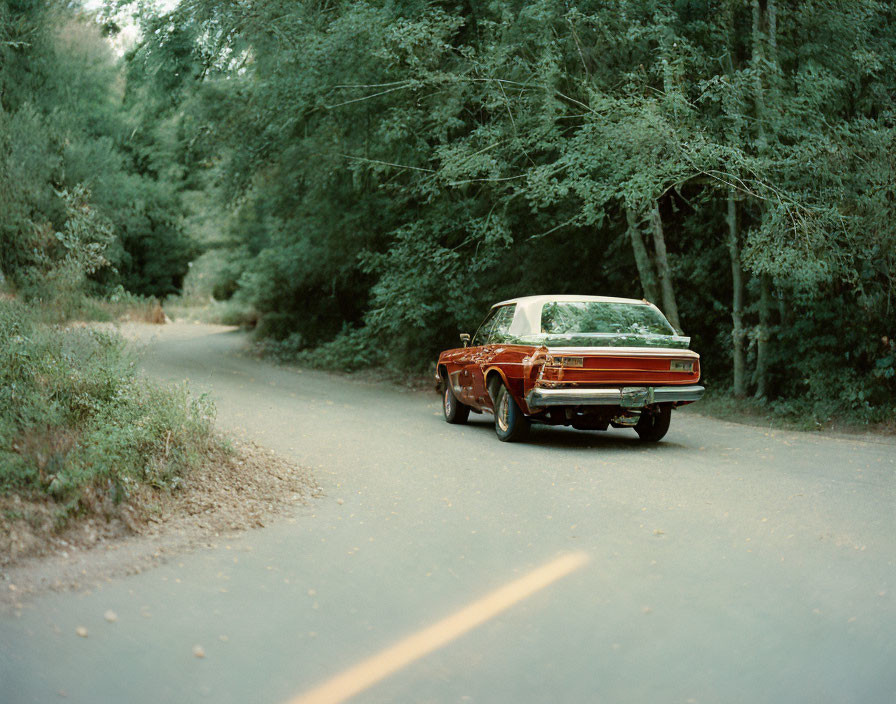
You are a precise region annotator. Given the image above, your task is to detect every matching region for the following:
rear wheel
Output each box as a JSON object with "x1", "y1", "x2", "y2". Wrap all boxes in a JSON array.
[
  {"x1": 443, "y1": 381, "x2": 470, "y2": 424},
  {"x1": 635, "y1": 404, "x2": 672, "y2": 442},
  {"x1": 491, "y1": 380, "x2": 530, "y2": 442}
]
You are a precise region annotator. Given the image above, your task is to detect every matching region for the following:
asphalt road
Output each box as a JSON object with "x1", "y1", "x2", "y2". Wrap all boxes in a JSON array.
[{"x1": 2, "y1": 323, "x2": 895, "y2": 704}]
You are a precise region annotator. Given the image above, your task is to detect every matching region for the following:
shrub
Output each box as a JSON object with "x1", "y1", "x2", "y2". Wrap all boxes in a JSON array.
[
  {"x1": 259, "y1": 325, "x2": 385, "y2": 373},
  {"x1": 0, "y1": 300, "x2": 216, "y2": 523}
]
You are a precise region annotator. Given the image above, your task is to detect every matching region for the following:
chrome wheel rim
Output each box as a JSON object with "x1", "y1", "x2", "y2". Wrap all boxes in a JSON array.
[
  {"x1": 444, "y1": 387, "x2": 452, "y2": 416},
  {"x1": 496, "y1": 390, "x2": 510, "y2": 432}
]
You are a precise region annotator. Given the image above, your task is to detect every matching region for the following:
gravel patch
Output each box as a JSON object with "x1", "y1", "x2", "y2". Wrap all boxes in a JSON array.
[{"x1": 0, "y1": 438, "x2": 320, "y2": 610}]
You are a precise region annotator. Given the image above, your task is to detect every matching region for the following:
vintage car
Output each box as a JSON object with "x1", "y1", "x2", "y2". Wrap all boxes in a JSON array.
[{"x1": 435, "y1": 295, "x2": 704, "y2": 442}]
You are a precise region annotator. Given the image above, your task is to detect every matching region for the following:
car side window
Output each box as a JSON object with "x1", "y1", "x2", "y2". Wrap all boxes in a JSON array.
[
  {"x1": 471, "y1": 308, "x2": 499, "y2": 347},
  {"x1": 488, "y1": 304, "x2": 517, "y2": 343}
]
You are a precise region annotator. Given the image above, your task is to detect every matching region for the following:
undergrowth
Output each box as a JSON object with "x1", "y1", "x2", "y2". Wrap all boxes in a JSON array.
[
  {"x1": 256, "y1": 326, "x2": 385, "y2": 373},
  {"x1": 686, "y1": 387, "x2": 896, "y2": 434},
  {"x1": 0, "y1": 299, "x2": 218, "y2": 527}
]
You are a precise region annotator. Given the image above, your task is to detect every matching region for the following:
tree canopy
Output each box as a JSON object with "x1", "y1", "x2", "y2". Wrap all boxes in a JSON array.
[
  {"x1": 2, "y1": 0, "x2": 894, "y2": 422},
  {"x1": 0, "y1": 0, "x2": 194, "y2": 300}
]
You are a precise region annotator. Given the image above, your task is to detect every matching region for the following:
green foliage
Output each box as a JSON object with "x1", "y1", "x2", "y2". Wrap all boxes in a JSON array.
[
  {"x1": 0, "y1": 300, "x2": 216, "y2": 520},
  {"x1": 0, "y1": 2, "x2": 195, "y2": 302},
  {"x1": 6, "y1": 0, "x2": 893, "y2": 427},
  {"x1": 260, "y1": 326, "x2": 385, "y2": 373},
  {"x1": 11, "y1": 184, "x2": 117, "y2": 320}
]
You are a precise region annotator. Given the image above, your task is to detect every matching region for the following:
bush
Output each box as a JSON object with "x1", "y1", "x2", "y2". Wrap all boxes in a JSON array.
[
  {"x1": 80, "y1": 286, "x2": 168, "y2": 324},
  {"x1": 258, "y1": 325, "x2": 385, "y2": 373},
  {"x1": 0, "y1": 300, "x2": 216, "y2": 522},
  {"x1": 162, "y1": 293, "x2": 258, "y2": 327}
]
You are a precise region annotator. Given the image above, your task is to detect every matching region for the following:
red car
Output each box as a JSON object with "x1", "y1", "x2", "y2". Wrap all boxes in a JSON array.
[{"x1": 435, "y1": 295, "x2": 704, "y2": 442}]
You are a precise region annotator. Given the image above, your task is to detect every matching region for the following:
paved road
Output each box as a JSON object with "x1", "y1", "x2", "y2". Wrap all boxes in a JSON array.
[{"x1": 2, "y1": 324, "x2": 895, "y2": 703}]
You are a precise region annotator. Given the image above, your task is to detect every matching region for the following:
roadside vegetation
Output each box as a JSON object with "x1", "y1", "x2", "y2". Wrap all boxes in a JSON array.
[
  {"x1": 0, "y1": 296, "x2": 223, "y2": 558},
  {"x1": 0, "y1": 5, "x2": 309, "y2": 564}
]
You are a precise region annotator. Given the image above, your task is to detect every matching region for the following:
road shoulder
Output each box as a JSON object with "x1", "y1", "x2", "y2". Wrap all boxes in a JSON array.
[{"x1": 1, "y1": 438, "x2": 320, "y2": 611}]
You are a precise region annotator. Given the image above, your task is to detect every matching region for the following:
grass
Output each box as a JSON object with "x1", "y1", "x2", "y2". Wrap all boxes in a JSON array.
[
  {"x1": 163, "y1": 294, "x2": 258, "y2": 327},
  {"x1": 80, "y1": 292, "x2": 168, "y2": 324},
  {"x1": 0, "y1": 298, "x2": 219, "y2": 527}
]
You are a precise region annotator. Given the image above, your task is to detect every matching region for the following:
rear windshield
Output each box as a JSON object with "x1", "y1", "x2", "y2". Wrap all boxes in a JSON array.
[
  {"x1": 493, "y1": 300, "x2": 688, "y2": 348},
  {"x1": 540, "y1": 301, "x2": 675, "y2": 336}
]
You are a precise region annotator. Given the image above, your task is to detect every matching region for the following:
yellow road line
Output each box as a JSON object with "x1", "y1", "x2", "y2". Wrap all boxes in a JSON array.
[{"x1": 288, "y1": 552, "x2": 590, "y2": 704}]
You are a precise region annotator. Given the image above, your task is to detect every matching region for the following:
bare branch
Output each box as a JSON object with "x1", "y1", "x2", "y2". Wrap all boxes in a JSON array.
[
  {"x1": 333, "y1": 81, "x2": 412, "y2": 89},
  {"x1": 448, "y1": 174, "x2": 527, "y2": 186},
  {"x1": 339, "y1": 154, "x2": 435, "y2": 173},
  {"x1": 324, "y1": 84, "x2": 412, "y2": 109},
  {"x1": 529, "y1": 215, "x2": 580, "y2": 240}
]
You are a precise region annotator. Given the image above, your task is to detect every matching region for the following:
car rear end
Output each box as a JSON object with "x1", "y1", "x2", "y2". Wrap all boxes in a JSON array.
[
  {"x1": 518, "y1": 298, "x2": 704, "y2": 432},
  {"x1": 525, "y1": 347, "x2": 703, "y2": 424}
]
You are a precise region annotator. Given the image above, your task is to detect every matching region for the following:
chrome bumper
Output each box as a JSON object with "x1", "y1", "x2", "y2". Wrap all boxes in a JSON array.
[{"x1": 526, "y1": 385, "x2": 705, "y2": 409}]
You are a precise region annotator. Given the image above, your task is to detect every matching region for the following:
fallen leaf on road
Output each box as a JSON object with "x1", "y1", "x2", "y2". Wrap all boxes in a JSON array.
[
  {"x1": 104, "y1": 610, "x2": 118, "y2": 623},
  {"x1": 192, "y1": 645, "x2": 206, "y2": 658},
  {"x1": 76, "y1": 626, "x2": 88, "y2": 637}
]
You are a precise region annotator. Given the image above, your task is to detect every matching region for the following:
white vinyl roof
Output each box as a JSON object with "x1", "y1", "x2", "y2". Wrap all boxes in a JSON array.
[
  {"x1": 493, "y1": 294, "x2": 648, "y2": 308},
  {"x1": 489, "y1": 295, "x2": 662, "y2": 337}
]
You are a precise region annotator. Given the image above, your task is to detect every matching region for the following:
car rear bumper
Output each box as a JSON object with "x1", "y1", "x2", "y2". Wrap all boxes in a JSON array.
[{"x1": 526, "y1": 384, "x2": 705, "y2": 408}]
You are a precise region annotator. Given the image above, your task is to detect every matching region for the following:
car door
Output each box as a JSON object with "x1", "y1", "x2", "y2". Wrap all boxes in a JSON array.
[
  {"x1": 465, "y1": 304, "x2": 517, "y2": 408},
  {"x1": 452, "y1": 307, "x2": 499, "y2": 406}
]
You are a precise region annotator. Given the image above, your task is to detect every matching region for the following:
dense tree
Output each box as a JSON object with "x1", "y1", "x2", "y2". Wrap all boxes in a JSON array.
[
  {"x1": 4, "y1": 0, "x2": 894, "y2": 422},
  {"x1": 0, "y1": 0, "x2": 194, "y2": 299}
]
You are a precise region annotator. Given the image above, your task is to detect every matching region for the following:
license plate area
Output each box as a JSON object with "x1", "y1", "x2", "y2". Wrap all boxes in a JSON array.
[
  {"x1": 620, "y1": 386, "x2": 649, "y2": 408},
  {"x1": 670, "y1": 360, "x2": 694, "y2": 372}
]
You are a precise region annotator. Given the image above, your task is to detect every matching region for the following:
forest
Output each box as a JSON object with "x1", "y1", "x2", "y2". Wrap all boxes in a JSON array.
[{"x1": 2, "y1": 0, "x2": 895, "y2": 426}]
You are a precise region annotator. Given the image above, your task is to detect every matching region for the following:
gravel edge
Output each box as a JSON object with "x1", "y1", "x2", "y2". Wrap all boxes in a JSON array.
[{"x1": 0, "y1": 438, "x2": 321, "y2": 611}]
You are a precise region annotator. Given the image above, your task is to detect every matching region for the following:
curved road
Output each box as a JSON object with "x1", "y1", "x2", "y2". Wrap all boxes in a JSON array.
[{"x1": 3, "y1": 323, "x2": 895, "y2": 703}]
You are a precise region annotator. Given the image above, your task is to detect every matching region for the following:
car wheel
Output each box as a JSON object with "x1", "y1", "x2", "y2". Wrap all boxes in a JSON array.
[
  {"x1": 443, "y1": 381, "x2": 470, "y2": 424},
  {"x1": 635, "y1": 404, "x2": 672, "y2": 442},
  {"x1": 492, "y1": 380, "x2": 530, "y2": 442}
]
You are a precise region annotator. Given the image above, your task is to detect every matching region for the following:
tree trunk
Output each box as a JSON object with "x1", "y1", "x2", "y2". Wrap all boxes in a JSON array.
[
  {"x1": 626, "y1": 207, "x2": 659, "y2": 303},
  {"x1": 649, "y1": 201, "x2": 681, "y2": 329},
  {"x1": 726, "y1": 188, "x2": 747, "y2": 398},
  {"x1": 777, "y1": 289, "x2": 792, "y2": 328},
  {"x1": 726, "y1": 190, "x2": 746, "y2": 397},
  {"x1": 751, "y1": 0, "x2": 767, "y2": 148},
  {"x1": 723, "y1": 2, "x2": 747, "y2": 398},
  {"x1": 751, "y1": 0, "x2": 776, "y2": 400},
  {"x1": 754, "y1": 273, "x2": 772, "y2": 399}
]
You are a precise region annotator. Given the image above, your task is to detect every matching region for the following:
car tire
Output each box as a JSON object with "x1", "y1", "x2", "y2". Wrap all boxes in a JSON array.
[
  {"x1": 635, "y1": 404, "x2": 672, "y2": 442},
  {"x1": 491, "y1": 380, "x2": 530, "y2": 442},
  {"x1": 443, "y1": 381, "x2": 470, "y2": 424}
]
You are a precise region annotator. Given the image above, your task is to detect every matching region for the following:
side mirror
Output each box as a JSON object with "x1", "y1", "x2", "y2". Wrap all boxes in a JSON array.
[{"x1": 459, "y1": 333, "x2": 471, "y2": 347}]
